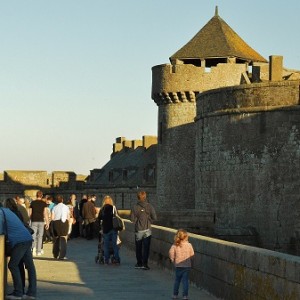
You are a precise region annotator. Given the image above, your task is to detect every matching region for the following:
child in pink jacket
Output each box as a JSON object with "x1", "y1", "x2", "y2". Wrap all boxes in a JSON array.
[{"x1": 169, "y1": 229, "x2": 194, "y2": 300}]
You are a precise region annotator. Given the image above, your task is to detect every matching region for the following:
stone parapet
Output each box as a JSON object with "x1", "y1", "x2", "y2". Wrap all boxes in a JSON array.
[
  {"x1": 152, "y1": 63, "x2": 247, "y2": 106},
  {"x1": 121, "y1": 220, "x2": 300, "y2": 300},
  {"x1": 196, "y1": 80, "x2": 300, "y2": 120}
]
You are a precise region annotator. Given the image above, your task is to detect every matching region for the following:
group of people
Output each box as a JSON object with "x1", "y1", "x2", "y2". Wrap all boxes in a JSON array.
[
  {"x1": 0, "y1": 189, "x2": 195, "y2": 300},
  {"x1": 0, "y1": 191, "x2": 77, "y2": 299},
  {"x1": 99, "y1": 190, "x2": 194, "y2": 299}
]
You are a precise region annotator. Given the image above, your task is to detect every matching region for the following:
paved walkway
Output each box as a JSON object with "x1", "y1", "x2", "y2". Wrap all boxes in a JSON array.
[{"x1": 7, "y1": 238, "x2": 218, "y2": 300}]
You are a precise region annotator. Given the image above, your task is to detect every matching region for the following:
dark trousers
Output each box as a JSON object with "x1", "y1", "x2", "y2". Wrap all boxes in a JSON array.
[
  {"x1": 52, "y1": 236, "x2": 67, "y2": 259},
  {"x1": 135, "y1": 235, "x2": 151, "y2": 266},
  {"x1": 85, "y1": 219, "x2": 95, "y2": 239},
  {"x1": 70, "y1": 221, "x2": 79, "y2": 238},
  {"x1": 52, "y1": 219, "x2": 69, "y2": 259}
]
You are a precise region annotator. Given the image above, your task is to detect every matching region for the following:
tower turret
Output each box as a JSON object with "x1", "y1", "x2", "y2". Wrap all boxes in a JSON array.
[{"x1": 151, "y1": 8, "x2": 267, "y2": 211}]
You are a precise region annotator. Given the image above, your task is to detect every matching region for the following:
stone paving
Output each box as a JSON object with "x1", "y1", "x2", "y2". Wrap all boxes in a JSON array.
[{"x1": 6, "y1": 237, "x2": 218, "y2": 300}]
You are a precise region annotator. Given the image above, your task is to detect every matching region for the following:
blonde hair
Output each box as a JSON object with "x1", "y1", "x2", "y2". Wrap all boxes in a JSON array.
[
  {"x1": 102, "y1": 195, "x2": 114, "y2": 207},
  {"x1": 174, "y1": 229, "x2": 188, "y2": 246}
]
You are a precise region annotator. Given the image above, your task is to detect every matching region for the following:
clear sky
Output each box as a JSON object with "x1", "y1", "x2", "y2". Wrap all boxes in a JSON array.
[{"x1": 0, "y1": 1, "x2": 299, "y2": 175}]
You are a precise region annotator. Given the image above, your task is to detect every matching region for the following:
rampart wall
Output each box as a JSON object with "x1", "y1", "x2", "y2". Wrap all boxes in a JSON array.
[
  {"x1": 195, "y1": 81, "x2": 300, "y2": 253},
  {"x1": 0, "y1": 170, "x2": 87, "y2": 202},
  {"x1": 152, "y1": 62, "x2": 247, "y2": 212},
  {"x1": 121, "y1": 220, "x2": 300, "y2": 300}
]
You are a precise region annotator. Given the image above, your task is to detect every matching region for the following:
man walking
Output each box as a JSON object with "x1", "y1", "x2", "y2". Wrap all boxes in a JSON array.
[
  {"x1": 51, "y1": 195, "x2": 70, "y2": 260},
  {"x1": 82, "y1": 195, "x2": 97, "y2": 240},
  {"x1": 130, "y1": 190, "x2": 157, "y2": 270},
  {"x1": 29, "y1": 191, "x2": 49, "y2": 256}
]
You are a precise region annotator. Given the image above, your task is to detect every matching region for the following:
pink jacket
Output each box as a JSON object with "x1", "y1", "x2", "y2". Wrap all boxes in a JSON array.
[{"x1": 169, "y1": 241, "x2": 194, "y2": 268}]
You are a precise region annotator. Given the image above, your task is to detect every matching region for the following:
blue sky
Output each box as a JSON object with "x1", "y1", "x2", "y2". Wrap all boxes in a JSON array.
[{"x1": 0, "y1": 1, "x2": 299, "y2": 175}]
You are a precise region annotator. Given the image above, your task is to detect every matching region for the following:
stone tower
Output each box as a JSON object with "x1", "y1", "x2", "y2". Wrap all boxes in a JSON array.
[{"x1": 151, "y1": 7, "x2": 267, "y2": 211}]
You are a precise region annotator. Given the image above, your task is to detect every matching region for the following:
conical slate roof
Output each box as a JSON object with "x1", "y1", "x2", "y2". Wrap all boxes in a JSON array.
[{"x1": 170, "y1": 8, "x2": 267, "y2": 64}]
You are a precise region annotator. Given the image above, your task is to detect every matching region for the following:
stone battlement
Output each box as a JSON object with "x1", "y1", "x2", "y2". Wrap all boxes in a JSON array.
[
  {"x1": 196, "y1": 80, "x2": 300, "y2": 119},
  {"x1": 152, "y1": 63, "x2": 247, "y2": 105}
]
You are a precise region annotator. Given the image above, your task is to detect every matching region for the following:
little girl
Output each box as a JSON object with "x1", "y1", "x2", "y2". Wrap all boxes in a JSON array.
[{"x1": 169, "y1": 229, "x2": 195, "y2": 300}]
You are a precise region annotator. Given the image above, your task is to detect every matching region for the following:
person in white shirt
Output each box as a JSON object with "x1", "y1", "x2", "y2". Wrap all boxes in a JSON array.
[{"x1": 51, "y1": 195, "x2": 70, "y2": 260}]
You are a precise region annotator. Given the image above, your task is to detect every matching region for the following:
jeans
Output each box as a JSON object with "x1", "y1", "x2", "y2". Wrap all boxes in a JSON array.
[
  {"x1": 173, "y1": 267, "x2": 190, "y2": 297},
  {"x1": 8, "y1": 241, "x2": 37, "y2": 297},
  {"x1": 31, "y1": 221, "x2": 45, "y2": 253},
  {"x1": 103, "y1": 229, "x2": 120, "y2": 263},
  {"x1": 135, "y1": 232, "x2": 151, "y2": 266}
]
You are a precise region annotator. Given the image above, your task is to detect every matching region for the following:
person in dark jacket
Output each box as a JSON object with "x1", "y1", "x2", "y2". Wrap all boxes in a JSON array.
[
  {"x1": 82, "y1": 195, "x2": 97, "y2": 240},
  {"x1": 130, "y1": 190, "x2": 157, "y2": 270},
  {"x1": 98, "y1": 195, "x2": 120, "y2": 264}
]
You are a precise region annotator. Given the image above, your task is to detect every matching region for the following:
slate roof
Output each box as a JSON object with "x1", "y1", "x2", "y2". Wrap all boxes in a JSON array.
[
  {"x1": 170, "y1": 9, "x2": 267, "y2": 64},
  {"x1": 88, "y1": 144, "x2": 157, "y2": 187}
]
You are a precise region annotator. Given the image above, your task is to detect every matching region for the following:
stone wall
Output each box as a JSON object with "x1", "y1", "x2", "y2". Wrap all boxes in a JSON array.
[
  {"x1": 152, "y1": 62, "x2": 248, "y2": 212},
  {"x1": 195, "y1": 81, "x2": 300, "y2": 253},
  {"x1": 156, "y1": 103, "x2": 196, "y2": 210},
  {"x1": 4, "y1": 170, "x2": 49, "y2": 187},
  {"x1": 0, "y1": 170, "x2": 87, "y2": 202},
  {"x1": 152, "y1": 63, "x2": 247, "y2": 99},
  {"x1": 121, "y1": 220, "x2": 300, "y2": 300}
]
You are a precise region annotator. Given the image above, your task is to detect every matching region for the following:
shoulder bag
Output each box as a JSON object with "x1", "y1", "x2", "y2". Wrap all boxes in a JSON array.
[{"x1": 112, "y1": 206, "x2": 125, "y2": 231}]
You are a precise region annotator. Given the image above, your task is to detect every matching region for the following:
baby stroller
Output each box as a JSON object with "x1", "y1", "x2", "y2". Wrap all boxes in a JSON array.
[{"x1": 95, "y1": 225, "x2": 121, "y2": 264}]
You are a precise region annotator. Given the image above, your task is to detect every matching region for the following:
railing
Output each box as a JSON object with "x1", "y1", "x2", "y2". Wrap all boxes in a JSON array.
[{"x1": 121, "y1": 220, "x2": 300, "y2": 300}]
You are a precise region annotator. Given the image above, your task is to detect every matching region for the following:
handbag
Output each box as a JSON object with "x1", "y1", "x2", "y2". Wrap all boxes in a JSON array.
[{"x1": 112, "y1": 206, "x2": 125, "y2": 231}]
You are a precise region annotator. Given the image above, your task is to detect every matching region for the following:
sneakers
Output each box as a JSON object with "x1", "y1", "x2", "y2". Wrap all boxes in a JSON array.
[
  {"x1": 172, "y1": 296, "x2": 178, "y2": 299},
  {"x1": 5, "y1": 294, "x2": 22, "y2": 300},
  {"x1": 142, "y1": 264, "x2": 150, "y2": 270},
  {"x1": 36, "y1": 252, "x2": 42, "y2": 256},
  {"x1": 22, "y1": 295, "x2": 36, "y2": 299},
  {"x1": 59, "y1": 257, "x2": 68, "y2": 260},
  {"x1": 134, "y1": 263, "x2": 143, "y2": 269},
  {"x1": 182, "y1": 297, "x2": 189, "y2": 300}
]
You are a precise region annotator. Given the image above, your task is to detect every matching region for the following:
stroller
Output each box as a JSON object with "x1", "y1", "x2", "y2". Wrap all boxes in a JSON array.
[{"x1": 95, "y1": 224, "x2": 121, "y2": 264}]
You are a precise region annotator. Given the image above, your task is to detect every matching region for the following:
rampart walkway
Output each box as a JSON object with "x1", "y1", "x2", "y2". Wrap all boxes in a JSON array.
[{"x1": 6, "y1": 237, "x2": 217, "y2": 300}]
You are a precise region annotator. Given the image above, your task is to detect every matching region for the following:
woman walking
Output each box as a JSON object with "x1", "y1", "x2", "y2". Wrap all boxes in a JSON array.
[{"x1": 98, "y1": 195, "x2": 120, "y2": 265}]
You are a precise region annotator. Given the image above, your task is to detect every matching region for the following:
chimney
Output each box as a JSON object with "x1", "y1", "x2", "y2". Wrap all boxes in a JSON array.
[
  {"x1": 112, "y1": 137, "x2": 126, "y2": 157},
  {"x1": 132, "y1": 140, "x2": 143, "y2": 149},
  {"x1": 143, "y1": 135, "x2": 158, "y2": 149},
  {"x1": 269, "y1": 55, "x2": 283, "y2": 81}
]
